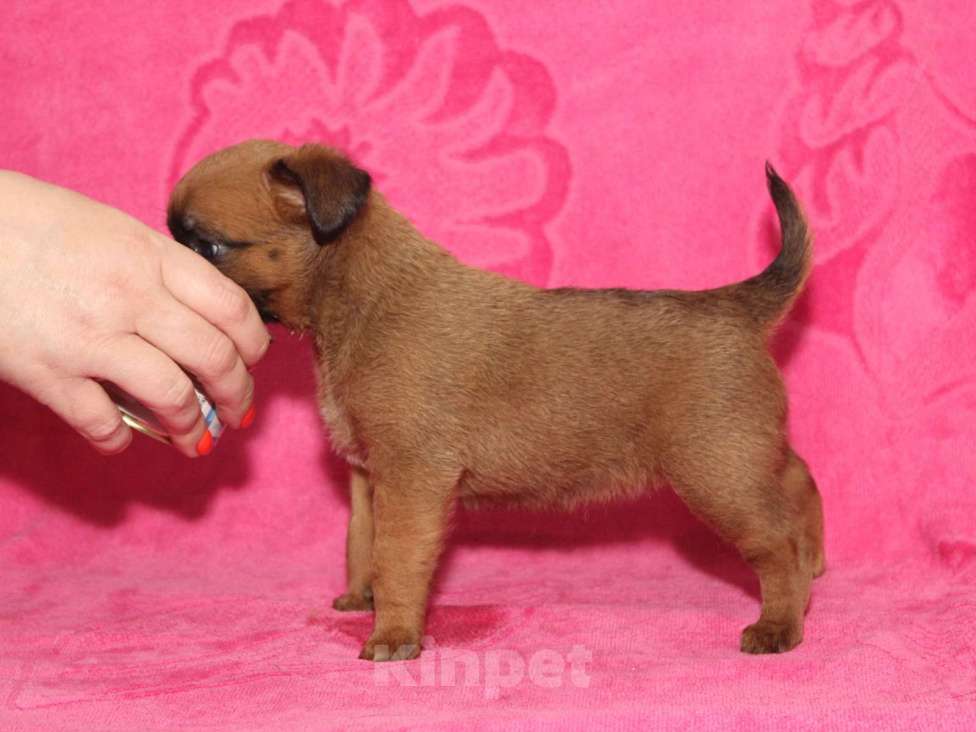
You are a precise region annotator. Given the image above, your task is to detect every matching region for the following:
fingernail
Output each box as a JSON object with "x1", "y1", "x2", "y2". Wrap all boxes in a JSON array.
[
  {"x1": 196, "y1": 430, "x2": 214, "y2": 456},
  {"x1": 241, "y1": 404, "x2": 256, "y2": 429}
]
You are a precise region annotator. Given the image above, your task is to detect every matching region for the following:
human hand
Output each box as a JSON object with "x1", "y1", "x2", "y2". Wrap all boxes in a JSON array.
[{"x1": 0, "y1": 171, "x2": 270, "y2": 456}]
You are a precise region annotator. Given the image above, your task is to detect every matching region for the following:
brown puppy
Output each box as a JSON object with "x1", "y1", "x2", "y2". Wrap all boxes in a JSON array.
[{"x1": 168, "y1": 140, "x2": 825, "y2": 661}]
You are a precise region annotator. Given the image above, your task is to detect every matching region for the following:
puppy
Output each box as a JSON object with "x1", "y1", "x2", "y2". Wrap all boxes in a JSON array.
[{"x1": 168, "y1": 140, "x2": 824, "y2": 661}]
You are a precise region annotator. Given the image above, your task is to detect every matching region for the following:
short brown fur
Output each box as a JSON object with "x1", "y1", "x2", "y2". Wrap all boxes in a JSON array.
[{"x1": 168, "y1": 140, "x2": 825, "y2": 660}]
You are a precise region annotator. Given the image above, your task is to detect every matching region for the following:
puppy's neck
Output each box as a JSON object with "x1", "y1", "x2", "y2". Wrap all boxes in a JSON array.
[{"x1": 308, "y1": 194, "x2": 455, "y2": 355}]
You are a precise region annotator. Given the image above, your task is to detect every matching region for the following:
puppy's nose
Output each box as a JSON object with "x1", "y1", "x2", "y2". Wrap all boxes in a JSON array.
[{"x1": 167, "y1": 210, "x2": 193, "y2": 244}]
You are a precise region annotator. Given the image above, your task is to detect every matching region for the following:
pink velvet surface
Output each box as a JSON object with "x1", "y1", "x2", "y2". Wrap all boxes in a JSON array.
[{"x1": 2, "y1": 0, "x2": 975, "y2": 729}]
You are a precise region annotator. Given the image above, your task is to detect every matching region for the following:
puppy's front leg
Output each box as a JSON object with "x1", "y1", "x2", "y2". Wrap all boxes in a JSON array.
[
  {"x1": 359, "y1": 467, "x2": 456, "y2": 662},
  {"x1": 333, "y1": 467, "x2": 374, "y2": 611}
]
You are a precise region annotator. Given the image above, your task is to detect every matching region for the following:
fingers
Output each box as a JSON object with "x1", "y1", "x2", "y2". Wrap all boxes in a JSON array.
[
  {"x1": 159, "y1": 241, "x2": 271, "y2": 367},
  {"x1": 43, "y1": 377, "x2": 133, "y2": 455},
  {"x1": 0, "y1": 183, "x2": 265, "y2": 459},
  {"x1": 88, "y1": 335, "x2": 208, "y2": 458},
  {"x1": 134, "y1": 297, "x2": 254, "y2": 427}
]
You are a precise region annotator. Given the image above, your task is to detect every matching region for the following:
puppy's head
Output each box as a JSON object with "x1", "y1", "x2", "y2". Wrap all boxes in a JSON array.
[{"x1": 167, "y1": 140, "x2": 371, "y2": 326}]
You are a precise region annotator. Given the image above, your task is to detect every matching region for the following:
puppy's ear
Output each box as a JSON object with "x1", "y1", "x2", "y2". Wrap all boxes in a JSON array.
[{"x1": 268, "y1": 144, "x2": 372, "y2": 245}]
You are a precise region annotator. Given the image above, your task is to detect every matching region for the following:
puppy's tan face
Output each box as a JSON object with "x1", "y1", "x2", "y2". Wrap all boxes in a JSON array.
[{"x1": 167, "y1": 140, "x2": 371, "y2": 325}]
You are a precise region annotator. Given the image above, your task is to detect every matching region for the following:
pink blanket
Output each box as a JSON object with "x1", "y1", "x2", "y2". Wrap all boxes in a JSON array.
[{"x1": 2, "y1": 0, "x2": 975, "y2": 728}]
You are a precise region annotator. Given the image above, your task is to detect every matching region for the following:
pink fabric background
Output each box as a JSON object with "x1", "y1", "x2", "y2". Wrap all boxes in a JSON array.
[{"x1": 2, "y1": 0, "x2": 975, "y2": 728}]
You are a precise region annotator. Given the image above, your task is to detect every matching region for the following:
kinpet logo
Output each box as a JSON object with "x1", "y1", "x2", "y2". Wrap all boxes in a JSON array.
[{"x1": 372, "y1": 636, "x2": 593, "y2": 700}]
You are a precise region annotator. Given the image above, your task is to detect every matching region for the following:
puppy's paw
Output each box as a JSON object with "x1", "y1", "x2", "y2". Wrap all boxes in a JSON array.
[
  {"x1": 359, "y1": 627, "x2": 422, "y2": 662},
  {"x1": 332, "y1": 592, "x2": 374, "y2": 612},
  {"x1": 740, "y1": 620, "x2": 802, "y2": 654}
]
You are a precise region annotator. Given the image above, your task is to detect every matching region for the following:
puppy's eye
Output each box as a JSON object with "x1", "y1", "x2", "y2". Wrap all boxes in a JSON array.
[{"x1": 195, "y1": 238, "x2": 224, "y2": 260}]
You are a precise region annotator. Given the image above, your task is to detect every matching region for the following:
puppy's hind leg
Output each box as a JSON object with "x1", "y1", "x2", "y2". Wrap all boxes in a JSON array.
[
  {"x1": 333, "y1": 467, "x2": 375, "y2": 611},
  {"x1": 784, "y1": 448, "x2": 825, "y2": 578},
  {"x1": 736, "y1": 528, "x2": 813, "y2": 654},
  {"x1": 671, "y1": 450, "x2": 817, "y2": 654}
]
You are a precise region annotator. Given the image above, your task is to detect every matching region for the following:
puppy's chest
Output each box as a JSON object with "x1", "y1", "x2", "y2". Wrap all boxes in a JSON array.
[{"x1": 315, "y1": 370, "x2": 366, "y2": 468}]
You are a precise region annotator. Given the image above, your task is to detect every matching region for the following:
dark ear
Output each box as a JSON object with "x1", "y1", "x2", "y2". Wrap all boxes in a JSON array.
[{"x1": 268, "y1": 144, "x2": 372, "y2": 245}]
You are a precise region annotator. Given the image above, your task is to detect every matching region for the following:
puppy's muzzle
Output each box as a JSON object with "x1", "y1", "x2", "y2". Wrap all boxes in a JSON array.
[{"x1": 166, "y1": 211, "x2": 220, "y2": 261}]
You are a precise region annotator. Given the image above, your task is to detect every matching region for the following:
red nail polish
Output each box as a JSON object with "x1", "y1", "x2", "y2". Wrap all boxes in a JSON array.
[
  {"x1": 241, "y1": 404, "x2": 256, "y2": 429},
  {"x1": 196, "y1": 430, "x2": 213, "y2": 456}
]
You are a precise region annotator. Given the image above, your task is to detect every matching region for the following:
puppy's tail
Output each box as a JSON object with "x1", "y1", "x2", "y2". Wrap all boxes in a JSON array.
[{"x1": 726, "y1": 163, "x2": 812, "y2": 329}]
